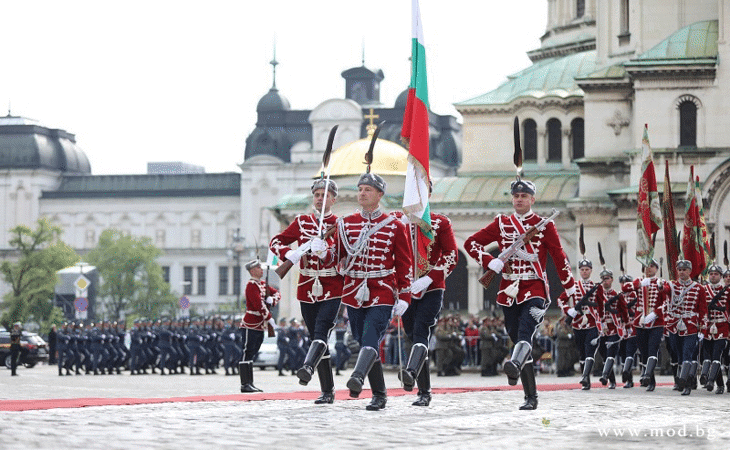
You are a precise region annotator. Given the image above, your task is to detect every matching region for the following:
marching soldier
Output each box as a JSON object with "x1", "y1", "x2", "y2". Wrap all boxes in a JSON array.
[
  {"x1": 312, "y1": 166, "x2": 412, "y2": 411},
  {"x1": 464, "y1": 177, "x2": 576, "y2": 410},
  {"x1": 618, "y1": 274, "x2": 639, "y2": 388},
  {"x1": 596, "y1": 269, "x2": 629, "y2": 389},
  {"x1": 238, "y1": 259, "x2": 280, "y2": 393},
  {"x1": 558, "y1": 257, "x2": 603, "y2": 391},
  {"x1": 663, "y1": 259, "x2": 707, "y2": 395},
  {"x1": 269, "y1": 177, "x2": 343, "y2": 404},
  {"x1": 622, "y1": 259, "x2": 666, "y2": 391},
  {"x1": 394, "y1": 190, "x2": 458, "y2": 407},
  {"x1": 701, "y1": 263, "x2": 729, "y2": 393}
]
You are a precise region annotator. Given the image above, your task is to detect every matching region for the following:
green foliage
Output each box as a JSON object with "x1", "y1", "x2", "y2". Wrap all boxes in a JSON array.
[
  {"x1": 0, "y1": 218, "x2": 80, "y2": 329},
  {"x1": 85, "y1": 229, "x2": 176, "y2": 320}
]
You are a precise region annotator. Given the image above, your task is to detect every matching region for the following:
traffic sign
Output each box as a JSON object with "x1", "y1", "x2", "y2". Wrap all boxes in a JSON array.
[
  {"x1": 179, "y1": 296, "x2": 190, "y2": 309},
  {"x1": 75, "y1": 275, "x2": 91, "y2": 291},
  {"x1": 74, "y1": 297, "x2": 88, "y2": 312}
]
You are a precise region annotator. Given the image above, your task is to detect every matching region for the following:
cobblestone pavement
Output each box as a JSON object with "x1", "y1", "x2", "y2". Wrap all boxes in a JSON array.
[{"x1": 1, "y1": 364, "x2": 729, "y2": 450}]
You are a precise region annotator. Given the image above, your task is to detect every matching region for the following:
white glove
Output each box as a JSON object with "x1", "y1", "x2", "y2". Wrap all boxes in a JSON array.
[
  {"x1": 640, "y1": 278, "x2": 652, "y2": 287},
  {"x1": 285, "y1": 248, "x2": 303, "y2": 265},
  {"x1": 265, "y1": 296, "x2": 274, "y2": 305},
  {"x1": 311, "y1": 237, "x2": 327, "y2": 258},
  {"x1": 392, "y1": 299, "x2": 409, "y2": 317},
  {"x1": 410, "y1": 276, "x2": 433, "y2": 294},
  {"x1": 564, "y1": 285, "x2": 577, "y2": 297},
  {"x1": 590, "y1": 337, "x2": 599, "y2": 346},
  {"x1": 643, "y1": 311, "x2": 657, "y2": 324},
  {"x1": 399, "y1": 214, "x2": 411, "y2": 225},
  {"x1": 268, "y1": 318, "x2": 276, "y2": 328},
  {"x1": 697, "y1": 332, "x2": 704, "y2": 340},
  {"x1": 487, "y1": 258, "x2": 504, "y2": 273},
  {"x1": 567, "y1": 308, "x2": 578, "y2": 318}
]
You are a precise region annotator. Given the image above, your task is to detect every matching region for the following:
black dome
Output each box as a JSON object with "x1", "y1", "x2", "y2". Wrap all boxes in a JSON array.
[
  {"x1": 256, "y1": 88, "x2": 291, "y2": 112},
  {"x1": 0, "y1": 116, "x2": 91, "y2": 174},
  {"x1": 395, "y1": 88, "x2": 410, "y2": 109}
]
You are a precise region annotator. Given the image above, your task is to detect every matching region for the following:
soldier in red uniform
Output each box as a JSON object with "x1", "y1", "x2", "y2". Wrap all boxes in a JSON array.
[
  {"x1": 238, "y1": 259, "x2": 280, "y2": 393},
  {"x1": 312, "y1": 171, "x2": 411, "y2": 411},
  {"x1": 622, "y1": 260, "x2": 666, "y2": 391},
  {"x1": 394, "y1": 194, "x2": 458, "y2": 407},
  {"x1": 558, "y1": 259, "x2": 603, "y2": 390},
  {"x1": 663, "y1": 259, "x2": 707, "y2": 395},
  {"x1": 700, "y1": 263, "x2": 729, "y2": 393},
  {"x1": 269, "y1": 179, "x2": 343, "y2": 404},
  {"x1": 618, "y1": 273, "x2": 639, "y2": 388},
  {"x1": 464, "y1": 179, "x2": 575, "y2": 410},
  {"x1": 596, "y1": 269, "x2": 630, "y2": 389}
]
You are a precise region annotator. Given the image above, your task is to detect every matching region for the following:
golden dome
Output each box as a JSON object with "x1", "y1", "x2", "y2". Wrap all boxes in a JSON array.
[{"x1": 318, "y1": 129, "x2": 408, "y2": 177}]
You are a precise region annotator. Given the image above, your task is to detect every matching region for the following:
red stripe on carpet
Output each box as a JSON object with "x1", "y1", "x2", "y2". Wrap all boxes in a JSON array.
[{"x1": 0, "y1": 382, "x2": 673, "y2": 412}]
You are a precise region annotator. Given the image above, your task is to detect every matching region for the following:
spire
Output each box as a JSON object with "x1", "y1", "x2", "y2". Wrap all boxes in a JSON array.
[
  {"x1": 361, "y1": 36, "x2": 365, "y2": 66},
  {"x1": 269, "y1": 39, "x2": 279, "y2": 90}
]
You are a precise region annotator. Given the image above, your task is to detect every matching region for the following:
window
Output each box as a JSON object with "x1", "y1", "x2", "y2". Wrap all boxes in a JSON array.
[
  {"x1": 523, "y1": 119, "x2": 537, "y2": 162},
  {"x1": 183, "y1": 266, "x2": 193, "y2": 295},
  {"x1": 547, "y1": 118, "x2": 562, "y2": 162},
  {"x1": 619, "y1": 0, "x2": 631, "y2": 45},
  {"x1": 571, "y1": 118, "x2": 585, "y2": 160},
  {"x1": 219, "y1": 266, "x2": 229, "y2": 295},
  {"x1": 576, "y1": 0, "x2": 585, "y2": 18},
  {"x1": 197, "y1": 266, "x2": 206, "y2": 296},
  {"x1": 233, "y1": 266, "x2": 241, "y2": 296},
  {"x1": 162, "y1": 266, "x2": 170, "y2": 284},
  {"x1": 679, "y1": 100, "x2": 697, "y2": 147}
]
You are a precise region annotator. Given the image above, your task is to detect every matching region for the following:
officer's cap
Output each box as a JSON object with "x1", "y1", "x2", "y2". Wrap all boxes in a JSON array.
[
  {"x1": 510, "y1": 179, "x2": 536, "y2": 196},
  {"x1": 578, "y1": 259, "x2": 593, "y2": 269},
  {"x1": 676, "y1": 259, "x2": 692, "y2": 270},
  {"x1": 707, "y1": 263, "x2": 723, "y2": 274},
  {"x1": 311, "y1": 178, "x2": 338, "y2": 197},
  {"x1": 357, "y1": 173, "x2": 386, "y2": 193},
  {"x1": 245, "y1": 259, "x2": 261, "y2": 271},
  {"x1": 599, "y1": 269, "x2": 613, "y2": 279}
]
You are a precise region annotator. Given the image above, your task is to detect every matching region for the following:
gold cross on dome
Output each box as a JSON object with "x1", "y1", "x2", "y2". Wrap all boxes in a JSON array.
[{"x1": 364, "y1": 108, "x2": 379, "y2": 136}]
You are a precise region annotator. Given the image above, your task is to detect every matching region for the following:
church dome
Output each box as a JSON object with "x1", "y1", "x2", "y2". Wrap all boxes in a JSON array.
[
  {"x1": 324, "y1": 127, "x2": 408, "y2": 177},
  {"x1": 0, "y1": 115, "x2": 91, "y2": 173},
  {"x1": 256, "y1": 88, "x2": 291, "y2": 112}
]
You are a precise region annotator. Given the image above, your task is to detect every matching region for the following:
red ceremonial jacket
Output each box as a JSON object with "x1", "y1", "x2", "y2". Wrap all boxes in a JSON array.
[
  {"x1": 703, "y1": 283, "x2": 730, "y2": 339},
  {"x1": 557, "y1": 279, "x2": 603, "y2": 330},
  {"x1": 329, "y1": 209, "x2": 412, "y2": 308},
  {"x1": 662, "y1": 280, "x2": 707, "y2": 336},
  {"x1": 599, "y1": 287, "x2": 630, "y2": 337},
  {"x1": 270, "y1": 212, "x2": 343, "y2": 303},
  {"x1": 464, "y1": 210, "x2": 575, "y2": 307},
  {"x1": 241, "y1": 279, "x2": 280, "y2": 331},
  {"x1": 393, "y1": 211, "x2": 458, "y2": 299},
  {"x1": 624, "y1": 277, "x2": 666, "y2": 330}
]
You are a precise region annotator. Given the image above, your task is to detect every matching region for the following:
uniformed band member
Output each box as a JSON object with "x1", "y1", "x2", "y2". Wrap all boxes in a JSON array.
[
  {"x1": 270, "y1": 178, "x2": 343, "y2": 404},
  {"x1": 701, "y1": 263, "x2": 729, "y2": 393},
  {"x1": 664, "y1": 259, "x2": 707, "y2": 395},
  {"x1": 464, "y1": 178, "x2": 576, "y2": 410},
  {"x1": 9, "y1": 322, "x2": 22, "y2": 376},
  {"x1": 596, "y1": 269, "x2": 630, "y2": 389},
  {"x1": 239, "y1": 259, "x2": 281, "y2": 393},
  {"x1": 395, "y1": 190, "x2": 458, "y2": 407},
  {"x1": 558, "y1": 258, "x2": 603, "y2": 390},
  {"x1": 313, "y1": 169, "x2": 412, "y2": 411},
  {"x1": 623, "y1": 259, "x2": 666, "y2": 391}
]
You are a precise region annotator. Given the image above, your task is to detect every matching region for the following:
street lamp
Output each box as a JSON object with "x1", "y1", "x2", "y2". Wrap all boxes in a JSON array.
[{"x1": 227, "y1": 228, "x2": 245, "y2": 311}]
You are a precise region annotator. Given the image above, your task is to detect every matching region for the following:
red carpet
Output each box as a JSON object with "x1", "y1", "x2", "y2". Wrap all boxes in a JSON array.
[{"x1": 0, "y1": 382, "x2": 673, "y2": 412}]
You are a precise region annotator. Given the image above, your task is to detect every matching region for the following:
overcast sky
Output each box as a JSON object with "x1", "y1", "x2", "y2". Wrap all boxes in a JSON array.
[{"x1": 0, "y1": 1, "x2": 547, "y2": 175}]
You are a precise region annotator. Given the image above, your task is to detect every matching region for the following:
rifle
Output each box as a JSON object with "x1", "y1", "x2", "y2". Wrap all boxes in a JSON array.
[
  {"x1": 571, "y1": 283, "x2": 600, "y2": 317},
  {"x1": 479, "y1": 209, "x2": 560, "y2": 288},
  {"x1": 707, "y1": 284, "x2": 729, "y2": 312}
]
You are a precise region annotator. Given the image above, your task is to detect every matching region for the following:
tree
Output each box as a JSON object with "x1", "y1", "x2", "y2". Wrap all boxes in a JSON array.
[
  {"x1": 0, "y1": 218, "x2": 80, "y2": 329},
  {"x1": 85, "y1": 229, "x2": 176, "y2": 320}
]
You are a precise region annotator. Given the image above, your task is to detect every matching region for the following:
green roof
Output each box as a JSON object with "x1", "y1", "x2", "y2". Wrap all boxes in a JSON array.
[
  {"x1": 456, "y1": 51, "x2": 598, "y2": 106},
  {"x1": 636, "y1": 20, "x2": 718, "y2": 61}
]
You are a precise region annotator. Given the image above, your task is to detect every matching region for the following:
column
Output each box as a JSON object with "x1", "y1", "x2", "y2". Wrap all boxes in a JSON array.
[
  {"x1": 537, "y1": 127, "x2": 547, "y2": 166},
  {"x1": 562, "y1": 127, "x2": 572, "y2": 168}
]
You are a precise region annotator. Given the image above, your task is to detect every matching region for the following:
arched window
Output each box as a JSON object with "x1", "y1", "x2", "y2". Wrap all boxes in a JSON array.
[
  {"x1": 679, "y1": 99, "x2": 697, "y2": 147},
  {"x1": 547, "y1": 118, "x2": 562, "y2": 162},
  {"x1": 571, "y1": 118, "x2": 584, "y2": 160},
  {"x1": 523, "y1": 119, "x2": 537, "y2": 162},
  {"x1": 576, "y1": 0, "x2": 585, "y2": 18}
]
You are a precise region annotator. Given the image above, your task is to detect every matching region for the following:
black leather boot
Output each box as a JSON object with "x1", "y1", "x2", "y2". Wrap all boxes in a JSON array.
[
  {"x1": 239, "y1": 361, "x2": 262, "y2": 393},
  {"x1": 622, "y1": 357, "x2": 634, "y2": 388},
  {"x1": 580, "y1": 357, "x2": 594, "y2": 390},
  {"x1": 365, "y1": 360, "x2": 387, "y2": 411},
  {"x1": 707, "y1": 361, "x2": 721, "y2": 392},
  {"x1": 314, "y1": 357, "x2": 335, "y2": 404},
  {"x1": 346, "y1": 346, "x2": 378, "y2": 398},
  {"x1": 643, "y1": 356, "x2": 657, "y2": 390},
  {"x1": 689, "y1": 361, "x2": 698, "y2": 390},
  {"x1": 678, "y1": 361, "x2": 692, "y2": 395},
  {"x1": 671, "y1": 364, "x2": 680, "y2": 390},
  {"x1": 400, "y1": 343, "x2": 428, "y2": 392},
  {"x1": 503, "y1": 340, "x2": 532, "y2": 386},
  {"x1": 519, "y1": 362, "x2": 538, "y2": 410},
  {"x1": 297, "y1": 339, "x2": 328, "y2": 386},
  {"x1": 412, "y1": 360, "x2": 432, "y2": 406},
  {"x1": 716, "y1": 371, "x2": 725, "y2": 394},
  {"x1": 699, "y1": 359, "x2": 711, "y2": 386},
  {"x1": 599, "y1": 357, "x2": 614, "y2": 387}
]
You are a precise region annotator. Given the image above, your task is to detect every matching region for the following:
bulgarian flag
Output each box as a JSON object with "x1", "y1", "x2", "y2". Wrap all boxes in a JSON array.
[
  {"x1": 401, "y1": 0, "x2": 433, "y2": 277},
  {"x1": 683, "y1": 166, "x2": 706, "y2": 278},
  {"x1": 695, "y1": 174, "x2": 712, "y2": 275},
  {"x1": 636, "y1": 124, "x2": 662, "y2": 266}
]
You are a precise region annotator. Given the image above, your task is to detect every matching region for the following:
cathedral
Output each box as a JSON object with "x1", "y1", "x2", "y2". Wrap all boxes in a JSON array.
[{"x1": 2, "y1": 0, "x2": 730, "y2": 320}]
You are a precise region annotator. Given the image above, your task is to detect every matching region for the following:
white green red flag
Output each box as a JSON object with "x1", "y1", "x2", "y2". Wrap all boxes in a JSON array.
[
  {"x1": 682, "y1": 166, "x2": 706, "y2": 278},
  {"x1": 695, "y1": 174, "x2": 712, "y2": 276},
  {"x1": 636, "y1": 124, "x2": 662, "y2": 266},
  {"x1": 401, "y1": 0, "x2": 433, "y2": 277}
]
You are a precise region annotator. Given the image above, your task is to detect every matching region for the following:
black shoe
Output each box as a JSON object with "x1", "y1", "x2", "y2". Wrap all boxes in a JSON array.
[
  {"x1": 412, "y1": 392, "x2": 431, "y2": 406},
  {"x1": 519, "y1": 396, "x2": 538, "y2": 410},
  {"x1": 365, "y1": 395, "x2": 387, "y2": 411},
  {"x1": 623, "y1": 381, "x2": 633, "y2": 388},
  {"x1": 314, "y1": 392, "x2": 335, "y2": 404},
  {"x1": 240, "y1": 384, "x2": 262, "y2": 393}
]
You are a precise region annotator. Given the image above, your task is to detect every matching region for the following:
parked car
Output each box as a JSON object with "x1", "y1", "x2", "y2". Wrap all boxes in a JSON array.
[
  {"x1": 252, "y1": 332, "x2": 342, "y2": 370},
  {"x1": 0, "y1": 330, "x2": 49, "y2": 369}
]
